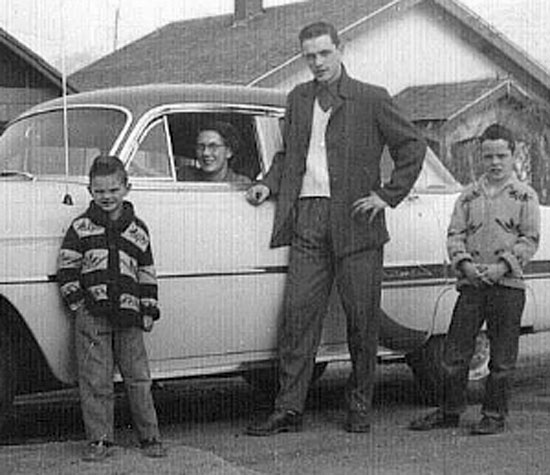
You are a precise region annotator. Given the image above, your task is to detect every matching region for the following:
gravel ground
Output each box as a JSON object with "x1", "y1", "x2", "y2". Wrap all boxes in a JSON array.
[{"x1": 1, "y1": 333, "x2": 550, "y2": 474}]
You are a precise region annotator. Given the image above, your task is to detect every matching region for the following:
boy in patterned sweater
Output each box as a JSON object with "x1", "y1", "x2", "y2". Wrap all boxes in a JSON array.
[
  {"x1": 57, "y1": 155, "x2": 166, "y2": 461},
  {"x1": 409, "y1": 124, "x2": 540, "y2": 435}
]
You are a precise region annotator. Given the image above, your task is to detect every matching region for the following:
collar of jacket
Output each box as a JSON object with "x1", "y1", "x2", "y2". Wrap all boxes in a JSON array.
[
  {"x1": 86, "y1": 200, "x2": 135, "y2": 232},
  {"x1": 478, "y1": 173, "x2": 520, "y2": 196},
  {"x1": 299, "y1": 66, "x2": 354, "y2": 101}
]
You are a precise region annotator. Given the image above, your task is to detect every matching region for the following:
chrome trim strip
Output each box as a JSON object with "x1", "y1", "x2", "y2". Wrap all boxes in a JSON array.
[{"x1": 2, "y1": 261, "x2": 549, "y2": 287}]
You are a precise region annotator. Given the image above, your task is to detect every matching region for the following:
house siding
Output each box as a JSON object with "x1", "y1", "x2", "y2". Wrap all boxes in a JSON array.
[{"x1": 273, "y1": 5, "x2": 503, "y2": 93}]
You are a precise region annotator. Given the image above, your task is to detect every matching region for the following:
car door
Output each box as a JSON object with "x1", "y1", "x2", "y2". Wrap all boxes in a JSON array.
[{"x1": 125, "y1": 107, "x2": 290, "y2": 377}]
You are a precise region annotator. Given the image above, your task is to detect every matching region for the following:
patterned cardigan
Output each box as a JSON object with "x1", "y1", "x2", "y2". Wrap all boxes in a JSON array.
[
  {"x1": 57, "y1": 201, "x2": 159, "y2": 327},
  {"x1": 447, "y1": 174, "x2": 540, "y2": 289}
]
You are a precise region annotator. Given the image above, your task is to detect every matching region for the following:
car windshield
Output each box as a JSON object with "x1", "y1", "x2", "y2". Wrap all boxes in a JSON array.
[{"x1": 0, "y1": 107, "x2": 127, "y2": 177}]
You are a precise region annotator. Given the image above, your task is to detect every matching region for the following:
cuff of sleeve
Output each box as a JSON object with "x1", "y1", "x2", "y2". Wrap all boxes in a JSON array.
[
  {"x1": 69, "y1": 300, "x2": 85, "y2": 313},
  {"x1": 373, "y1": 189, "x2": 396, "y2": 208},
  {"x1": 141, "y1": 302, "x2": 160, "y2": 321},
  {"x1": 499, "y1": 252, "x2": 521, "y2": 276},
  {"x1": 451, "y1": 254, "x2": 472, "y2": 273}
]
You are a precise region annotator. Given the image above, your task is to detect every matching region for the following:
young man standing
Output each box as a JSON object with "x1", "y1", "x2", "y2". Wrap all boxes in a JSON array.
[
  {"x1": 246, "y1": 21, "x2": 426, "y2": 435},
  {"x1": 409, "y1": 124, "x2": 540, "y2": 435}
]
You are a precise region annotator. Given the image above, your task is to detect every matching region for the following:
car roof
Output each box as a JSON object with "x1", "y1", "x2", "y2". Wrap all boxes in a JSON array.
[{"x1": 23, "y1": 83, "x2": 287, "y2": 118}]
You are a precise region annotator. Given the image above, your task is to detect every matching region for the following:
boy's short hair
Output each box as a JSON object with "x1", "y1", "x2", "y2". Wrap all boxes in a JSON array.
[
  {"x1": 480, "y1": 124, "x2": 516, "y2": 154},
  {"x1": 89, "y1": 155, "x2": 128, "y2": 185},
  {"x1": 298, "y1": 21, "x2": 340, "y2": 47}
]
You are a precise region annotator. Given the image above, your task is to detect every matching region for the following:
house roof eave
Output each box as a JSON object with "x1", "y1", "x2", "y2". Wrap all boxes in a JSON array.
[
  {"x1": 445, "y1": 79, "x2": 530, "y2": 123},
  {"x1": 0, "y1": 27, "x2": 78, "y2": 94},
  {"x1": 249, "y1": 0, "x2": 550, "y2": 100},
  {"x1": 431, "y1": 0, "x2": 550, "y2": 101},
  {"x1": 247, "y1": 0, "x2": 421, "y2": 87}
]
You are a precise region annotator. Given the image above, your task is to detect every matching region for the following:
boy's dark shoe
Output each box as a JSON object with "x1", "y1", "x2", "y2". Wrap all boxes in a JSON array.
[
  {"x1": 344, "y1": 411, "x2": 371, "y2": 433},
  {"x1": 140, "y1": 439, "x2": 167, "y2": 458},
  {"x1": 246, "y1": 409, "x2": 303, "y2": 436},
  {"x1": 408, "y1": 409, "x2": 460, "y2": 431},
  {"x1": 470, "y1": 416, "x2": 505, "y2": 435},
  {"x1": 82, "y1": 440, "x2": 114, "y2": 462}
]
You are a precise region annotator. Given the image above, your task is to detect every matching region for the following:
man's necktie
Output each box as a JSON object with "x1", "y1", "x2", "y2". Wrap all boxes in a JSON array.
[{"x1": 316, "y1": 85, "x2": 333, "y2": 112}]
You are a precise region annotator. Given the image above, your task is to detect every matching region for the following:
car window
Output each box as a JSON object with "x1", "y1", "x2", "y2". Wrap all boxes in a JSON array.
[
  {"x1": 128, "y1": 118, "x2": 173, "y2": 178},
  {"x1": 166, "y1": 112, "x2": 262, "y2": 183},
  {"x1": 0, "y1": 108, "x2": 126, "y2": 176}
]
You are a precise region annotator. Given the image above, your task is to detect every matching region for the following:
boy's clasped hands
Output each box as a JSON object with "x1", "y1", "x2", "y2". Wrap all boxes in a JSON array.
[{"x1": 461, "y1": 260, "x2": 509, "y2": 287}]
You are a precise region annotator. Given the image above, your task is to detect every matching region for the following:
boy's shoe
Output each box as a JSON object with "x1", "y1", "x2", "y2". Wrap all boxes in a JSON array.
[
  {"x1": 470, "y1": 416, "x2": 505, "y2": 435},
  {"x1": 344, "y1": 411, "x2": 371, "y2": 433},
  {"x1": 82, "y1": 440, "x2": 114, "y2": 462},
  {"x1": 246, "y1": 409, "x2": 303, "y2": 436},
  {"x1": 408, "y1": 409, "x2": 460, "y2": 431},
  {"x1": 140, "y1": 439, "x2": 167, "y2": 458}
]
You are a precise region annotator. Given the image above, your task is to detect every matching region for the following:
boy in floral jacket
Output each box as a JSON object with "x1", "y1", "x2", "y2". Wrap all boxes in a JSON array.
[{"x1": 410, "y1": 124, "x2": 540, "y2": 435}]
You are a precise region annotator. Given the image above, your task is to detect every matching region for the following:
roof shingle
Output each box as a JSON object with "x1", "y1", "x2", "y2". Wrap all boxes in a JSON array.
[
  {"x1": 69, "y1": 0, "x2": 395, "y2": 91},
  {"x1": 394, "y1": 78, "x2": 509, "y2": 121}
]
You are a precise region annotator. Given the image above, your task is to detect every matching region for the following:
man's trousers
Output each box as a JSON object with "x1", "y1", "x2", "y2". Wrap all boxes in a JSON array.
[{"x1": 275, "y1": 198, "x2": 383, "y2": 417}]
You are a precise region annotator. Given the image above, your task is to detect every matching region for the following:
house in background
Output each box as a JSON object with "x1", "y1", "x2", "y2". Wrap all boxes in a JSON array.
[
  {"x1": 394, "y1": 78, "x2": 550, "y2": 203},
  {"x1": 70, "y1": 0, "x2": 550, "y2": 97},
  {"x1": 0, "y1": 27, "x2": 77, "y2": 133},
  {"x1": 70, "y1": 0, "x2": 550, "y2": 201}
]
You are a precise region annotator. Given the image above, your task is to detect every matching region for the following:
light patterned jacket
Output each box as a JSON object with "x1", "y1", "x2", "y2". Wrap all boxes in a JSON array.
[{"x1": 447, "y1": 174, "x2": 540, "y2": 289}]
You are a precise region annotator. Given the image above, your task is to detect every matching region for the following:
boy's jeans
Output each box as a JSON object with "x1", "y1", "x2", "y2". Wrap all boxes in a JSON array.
[
  {"x1": 75, "y1": 306, "x2": 160, "y2": 443},
  {"x1": 441, "y1": 285, "x2": 525, "y2": 420}
]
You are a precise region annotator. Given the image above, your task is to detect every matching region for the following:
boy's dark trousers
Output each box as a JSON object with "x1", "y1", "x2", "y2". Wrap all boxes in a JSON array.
[
  {"x1": 75, "y1": 306, "x2": 160, "y2": 443},
  {"x1": 440, "y1": 285, "x2": 525, "y2": 420}
]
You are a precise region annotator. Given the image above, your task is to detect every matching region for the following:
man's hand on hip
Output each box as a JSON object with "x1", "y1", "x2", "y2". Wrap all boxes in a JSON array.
[
  {"x1": 246, "y1": 184, "x2": 271, "y2": 206},
  {"x1": 351, "y1": 192, "x2": 388, "y2": 222}
]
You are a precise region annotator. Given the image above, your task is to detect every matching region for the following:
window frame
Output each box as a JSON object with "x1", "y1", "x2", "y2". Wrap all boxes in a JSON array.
[
  {"x1": 127, "y1": 116, "x2": 175, "y2": 181},
  {"x1": 122, "y1": 103, "x2": 284, "y2": 188}
]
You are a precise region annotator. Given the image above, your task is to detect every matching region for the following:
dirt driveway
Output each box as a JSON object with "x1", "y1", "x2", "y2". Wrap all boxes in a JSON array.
[{"x1": 2, "y1": 333, "x2": 550, "y2": 475}]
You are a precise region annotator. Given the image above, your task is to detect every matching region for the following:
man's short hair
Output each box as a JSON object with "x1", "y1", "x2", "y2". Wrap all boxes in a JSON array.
[
  {"x1": 89, "y1": 155, "x2": 128, "y2": 185},
  {"x1": 480, "y1": 124, "x2": 516, "y2": 154},
  {"x1": 298, "y1": 21, "x2": 340, "y2": 47}
]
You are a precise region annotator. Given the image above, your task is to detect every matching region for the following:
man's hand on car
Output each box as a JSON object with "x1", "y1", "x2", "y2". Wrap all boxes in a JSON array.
[{"x1": 246, "y1": 184, "x2": 270, "y2": 206}]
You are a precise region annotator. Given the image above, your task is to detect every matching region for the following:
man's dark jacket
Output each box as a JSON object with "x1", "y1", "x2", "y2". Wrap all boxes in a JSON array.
[{"x1": 262, "y1": 70, "x2": 427, "y2": 257}]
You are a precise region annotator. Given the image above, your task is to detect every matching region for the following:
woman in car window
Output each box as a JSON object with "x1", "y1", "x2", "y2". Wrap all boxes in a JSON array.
[{"x1": 177, "y1": 121, "x2": 251, "y2": 184}]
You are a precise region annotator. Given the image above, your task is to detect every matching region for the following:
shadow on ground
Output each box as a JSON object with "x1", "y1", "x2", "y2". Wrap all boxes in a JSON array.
[
  {"x1": 2, "y1": 353, "x2": 548, "y2": 446},
  {"x1": 0, "y1": 363, "x2": 423, "y2": 445}
]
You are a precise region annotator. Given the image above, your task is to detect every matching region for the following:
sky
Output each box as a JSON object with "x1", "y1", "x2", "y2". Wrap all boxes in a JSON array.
[{"x1": 0, "y1": 0, "x2": 550, "y2": 74}]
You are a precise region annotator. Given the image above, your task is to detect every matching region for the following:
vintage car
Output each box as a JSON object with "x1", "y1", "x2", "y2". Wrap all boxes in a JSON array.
[{"x1": 0, "y1": 84, "x2": 549, "y2": 424}]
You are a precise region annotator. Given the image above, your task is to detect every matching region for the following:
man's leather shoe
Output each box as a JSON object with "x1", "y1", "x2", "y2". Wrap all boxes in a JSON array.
[
  {"x1": 470, "y1": 416, "x2": 505, "y2": 435},
  {"x1": 344, "y1": 411, "x2": 371, "y2": 433},
  {"x1": 246, "y1": 409, "x2": 303, "y2": 436},
  {"x1": 408, "y1": 409, "x2": 460, "y2": 431}
]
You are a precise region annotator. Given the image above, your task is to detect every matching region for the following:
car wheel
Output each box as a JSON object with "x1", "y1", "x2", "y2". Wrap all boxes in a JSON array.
[
  {"x1": 242, "y1": 362, "x2": 328, "y2": 396},
  {"x1": 405, "y1": 332, "x2": 490, "y2": 404},
  {"x1": 0, "y1": 334, "x2": 17, "y2": 431}
]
